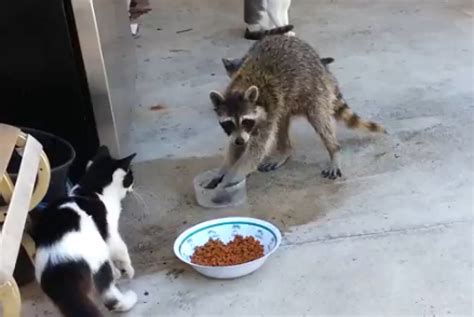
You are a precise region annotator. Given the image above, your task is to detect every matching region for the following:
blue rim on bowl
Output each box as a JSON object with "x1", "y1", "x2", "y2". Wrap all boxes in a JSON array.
[{"x1": 173, "y1": 217, "x2": 282, "y2": 269}]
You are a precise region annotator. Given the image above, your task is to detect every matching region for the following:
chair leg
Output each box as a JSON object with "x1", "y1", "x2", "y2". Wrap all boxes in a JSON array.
[
  {"x1": 0, "y1": 273, "x2": 21, "y2": 317},
  {"x1": 22, "y1": 234, "x2": 36, "y2": 262}
]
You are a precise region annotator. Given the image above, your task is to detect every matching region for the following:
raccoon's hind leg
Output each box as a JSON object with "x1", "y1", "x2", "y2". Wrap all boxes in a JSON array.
[
  {"x1": 307, "y1": 110, "x2": 342, "y2": 179},
  {"x1": 94, "y1": 262, "x2": 137, "y2": 313},
  {"x1": 258, "y1": 115, "x2": 292, "y2": 172}
]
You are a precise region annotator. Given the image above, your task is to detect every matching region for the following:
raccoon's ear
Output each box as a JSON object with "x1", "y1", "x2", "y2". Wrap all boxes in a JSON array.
[
  {"x1": 209, "y1": 90, "x2": 224, "y2": 108},
  {"x1": 222, "y1": 58, "x2": 243, "y2": 74},
  {"x1": 244, "y1": 85, "x2": 259, "y2": 103},
  {"x1": 321, "y1": 57, "x2": 335, "y2": 65},
  {"x1": 222, "y1": 58, "x2": 232, "y2": 71}
]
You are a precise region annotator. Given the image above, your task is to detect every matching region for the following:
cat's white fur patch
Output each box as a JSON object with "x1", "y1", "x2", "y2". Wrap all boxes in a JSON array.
[
  {"x1": 100, "y1": 169, "x2": 127, "y2": 233},
  {"x1": 35, "y1": 202, "x2": 110, "y2": 281}
]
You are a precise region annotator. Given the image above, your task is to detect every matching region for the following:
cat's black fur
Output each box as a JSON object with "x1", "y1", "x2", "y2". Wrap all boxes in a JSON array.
[
  {"x1": 40, "y1": 260, "x2": 100, "y2": 317},
  {"x1": 72, "y1": 146, "x2": 135, "y2": 196},
  {"x1": 244, "y1": 0, "x2": 264, "y2": 25},
  {"x1": 31, "y1": 198, "x2": 81, "y2": 247}
]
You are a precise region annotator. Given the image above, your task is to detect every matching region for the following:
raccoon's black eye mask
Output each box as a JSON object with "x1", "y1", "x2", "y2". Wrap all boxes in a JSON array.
[
  {"x1": 241, "y1": 119, "x2": 255, "y2": 131},
  {"x1": 220, "y1": 121, "x2": 235, "y2": 135}
]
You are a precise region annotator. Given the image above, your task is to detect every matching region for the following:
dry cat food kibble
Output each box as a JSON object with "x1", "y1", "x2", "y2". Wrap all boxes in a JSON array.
[{"x1": 190, "y1": 235, "x2": 264, "y2": 266}]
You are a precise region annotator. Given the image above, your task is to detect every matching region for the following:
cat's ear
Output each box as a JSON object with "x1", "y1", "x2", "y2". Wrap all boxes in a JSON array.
[
  {"x1": 96, "y1": 145, "x2": 110, "y2": 158},
  {"x1": 88, "y1": 145, "x2": 110, "y2": 169},
  {"x1": 118, "y1": 153, "x2": 137, "y2": 170}
]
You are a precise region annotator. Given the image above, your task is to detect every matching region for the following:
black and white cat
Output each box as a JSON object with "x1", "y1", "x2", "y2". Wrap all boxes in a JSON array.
[
  {"x1": 244, "y1": 0, "x2": 294, "y2": 40},
  {"x1": 32, "y1": 146, "x2": 138, "y2": 317}
]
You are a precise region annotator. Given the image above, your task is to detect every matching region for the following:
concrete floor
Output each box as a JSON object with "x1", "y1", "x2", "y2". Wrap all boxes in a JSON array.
[{"x1": 22, "y1": 0, "x2": 473, "y2": 316}]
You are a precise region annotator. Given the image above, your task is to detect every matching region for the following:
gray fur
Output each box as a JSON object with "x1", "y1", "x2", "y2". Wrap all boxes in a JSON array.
[
  {"x1": 244, "y1": 0, "x2": 264, "y2": 24},
  {"x1": 222, "y1": 55, "x2": 335, "y2": 77}
]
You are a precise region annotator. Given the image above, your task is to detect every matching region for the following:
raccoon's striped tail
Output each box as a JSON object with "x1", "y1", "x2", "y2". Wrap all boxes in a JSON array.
[
  {"x1": 245, "y1": 25, "x2": 294, "y2": 40},
  {"x1": 333, "y1": 95, "x2": 387, "y2": 133}
]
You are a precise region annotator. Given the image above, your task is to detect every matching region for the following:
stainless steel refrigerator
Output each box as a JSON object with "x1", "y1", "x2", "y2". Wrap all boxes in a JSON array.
[{"x1": 0, "y1": 0, "x2": 136, "y2": 182}]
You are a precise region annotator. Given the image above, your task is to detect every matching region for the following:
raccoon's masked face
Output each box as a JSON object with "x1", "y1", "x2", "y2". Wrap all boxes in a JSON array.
[{"x1": 209, "y1": 86, "x2": 266, "y2": 146}]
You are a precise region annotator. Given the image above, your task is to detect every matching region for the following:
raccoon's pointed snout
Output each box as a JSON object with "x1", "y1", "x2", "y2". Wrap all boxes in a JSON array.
[{"x1": 235, "y1": 137, "x2": 245, "y2": 146}]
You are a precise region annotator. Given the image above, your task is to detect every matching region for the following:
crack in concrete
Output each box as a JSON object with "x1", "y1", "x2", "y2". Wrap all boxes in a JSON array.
[{"x1": 282, "y1": 218, "x2": 473, "y2": 247}]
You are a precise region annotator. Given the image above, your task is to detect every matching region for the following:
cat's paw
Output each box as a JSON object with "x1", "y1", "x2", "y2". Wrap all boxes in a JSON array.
[
  {"x1": 112, "y1": 290, "x2": 138, "y2": 312},
  {"x1": 286, "y1": 31, "x2": 296, "y2": 37},
  {"x1": 114, "y1": 260, "x2": 135, "y2": 279},
  {"x1": 123, "y1": 264, "x2": 135, "y2": 279}
]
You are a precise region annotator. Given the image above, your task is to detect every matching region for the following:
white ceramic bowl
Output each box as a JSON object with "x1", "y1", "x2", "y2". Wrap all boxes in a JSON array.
[
  {"x1": 193, "y1": 169, "x2": 247, "y2": 208},
  {"x1": 173, "y1": 217, "x2": 282, "y2": 279}
]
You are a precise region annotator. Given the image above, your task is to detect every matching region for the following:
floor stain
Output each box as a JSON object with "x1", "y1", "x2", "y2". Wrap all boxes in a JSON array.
[
  {"x1": 150, "y1": 104, "x2": 167, "y2": 111},
  {"x1": 166, "y1": 268, "x2": 185, "y2": 279},
  {"x1": 123, "y1": 156, "x2": 347, "y2": 273}
]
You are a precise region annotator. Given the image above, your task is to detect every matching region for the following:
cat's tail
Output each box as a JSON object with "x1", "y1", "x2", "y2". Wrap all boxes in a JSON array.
[
  {"x1": 39, "y1": 261, "x2": 103, "y2": 317},
  {"x1": 245, "y1": 25, "x2": 294, "y2": 40}
]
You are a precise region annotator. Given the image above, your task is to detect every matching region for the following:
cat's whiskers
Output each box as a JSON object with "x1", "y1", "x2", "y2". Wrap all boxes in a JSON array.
[
  {"x1": 133, "y1": 186, "x2": 159, "y2": 200},
  {"x1": 130, "y1": 190, "x2": 150, "y2": 215}
]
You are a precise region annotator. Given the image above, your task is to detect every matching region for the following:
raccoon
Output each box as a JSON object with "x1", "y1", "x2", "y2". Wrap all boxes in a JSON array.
[
  {"x1": 222, "y1": 56, "x2": 335, "y2": 77},
  {"x1": 208, "y1": 35, "x2": 385, "y2": 194}
]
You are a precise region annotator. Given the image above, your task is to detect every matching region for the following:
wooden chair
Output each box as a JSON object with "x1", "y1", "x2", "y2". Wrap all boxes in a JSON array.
[{"x1": 0, "y1": 124, "x2": 51, "y2": 317}]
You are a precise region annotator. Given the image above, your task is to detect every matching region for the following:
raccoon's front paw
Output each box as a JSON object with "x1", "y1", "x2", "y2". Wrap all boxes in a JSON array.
[
  {"x1": 258, "y1": 155, "x2": 290, "y2": 172},
  {"x1": 114, "y1": 260, "x2": 135, "y2": 279},
  {"x1": 321, "y1": 167, "x2": 342, "y2": 180},
  {"x1": 204, "y1": 175, "x2": 224, "y2": 189}
]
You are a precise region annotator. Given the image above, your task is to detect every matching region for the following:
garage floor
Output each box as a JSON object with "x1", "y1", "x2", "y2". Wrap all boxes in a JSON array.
[{"x1": 22, "y1": 0, "x2": 472, "y2": 316}]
